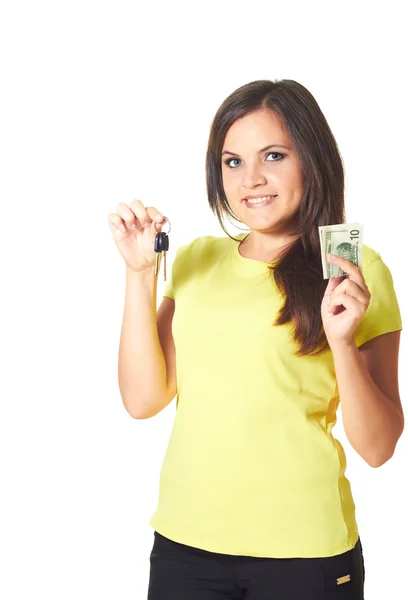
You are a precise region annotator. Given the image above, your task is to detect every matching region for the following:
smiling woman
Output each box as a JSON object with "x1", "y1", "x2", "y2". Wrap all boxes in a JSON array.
[
  {"x1": 145, "y1": 79, "x2": 403, "y2": 600},
  {"x1": 220, "y1": 113, "x2": 303, "y2": 244},
  {"x1": 206, "y1": 80, "x2": 348, "y2": 357}
]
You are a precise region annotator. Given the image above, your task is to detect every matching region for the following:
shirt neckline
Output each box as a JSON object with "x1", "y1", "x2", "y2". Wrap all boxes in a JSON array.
[{"x1": 229, "y1": 232, "x2": 279, "y2": 269}]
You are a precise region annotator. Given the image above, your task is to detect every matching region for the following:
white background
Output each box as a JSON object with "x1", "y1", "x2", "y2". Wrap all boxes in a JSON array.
[{"x1": 0, "y1": 1, "x2": 406, "y2": 598}]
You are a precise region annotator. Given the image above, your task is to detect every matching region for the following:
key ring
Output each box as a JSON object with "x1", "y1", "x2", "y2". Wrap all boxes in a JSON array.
[{"x1": 154, "y1": 217, "x2": 171, "y2": 235}]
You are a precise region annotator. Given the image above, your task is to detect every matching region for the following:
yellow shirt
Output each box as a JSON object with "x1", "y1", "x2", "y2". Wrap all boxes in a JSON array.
[{"x1": 149, "y1": 233, "x2": 403, "y2": 558}]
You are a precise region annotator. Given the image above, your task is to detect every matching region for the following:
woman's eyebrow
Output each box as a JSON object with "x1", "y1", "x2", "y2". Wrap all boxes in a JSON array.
[{"x1": 221, "y1": 143, "x2": 290, "y2": 157}]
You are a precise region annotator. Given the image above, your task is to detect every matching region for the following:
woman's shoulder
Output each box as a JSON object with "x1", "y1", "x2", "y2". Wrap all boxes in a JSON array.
[
  {"x1": 175, "y1": 234, "x2": 229, "y2": 260},
  {"x1": 361, "y1": 243, "x2": 383, "y2": 270}
]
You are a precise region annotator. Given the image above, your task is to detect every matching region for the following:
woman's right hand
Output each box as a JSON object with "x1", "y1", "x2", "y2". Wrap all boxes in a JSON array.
[{"x1": 107, "y1": 199, "x2": 168, "y2": 273}]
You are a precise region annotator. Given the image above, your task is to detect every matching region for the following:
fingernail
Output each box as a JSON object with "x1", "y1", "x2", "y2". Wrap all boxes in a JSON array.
[
  {"x1": 121, "y1": 225, "x2": 126, "y2": 232},
  {"x1": 144, "y1": 222, "x2": 150, "y2": 228}
]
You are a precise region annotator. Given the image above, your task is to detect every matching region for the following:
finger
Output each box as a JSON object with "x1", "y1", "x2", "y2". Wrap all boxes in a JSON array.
[
  {"x1": 116, "y1": 202, "x2": 143, "y2": 231},
  {"x1": 146, "y1": 207, "x2": 167, "y2": 224},
  {"x1": 327, "y1": 254, "x2": 368, "y2": 293},
  {"x1": 324, "y1": 275, "x2": 344, "y2": 296},
  {"x1": 330, "y1": 278, "x2": 370, "y2": 306},
  {"x1": 329, "y1": 291, "x2": 366, "y2": 316},
  {"x1": 127, "y1": 199, "x2": 165, "y2": 230},
  {"x1": 144, "y1": 209, "x2": 167, "y2": 235},
  {"x1": 108, "y1": 213, "x2": 127, "y2": 233}
]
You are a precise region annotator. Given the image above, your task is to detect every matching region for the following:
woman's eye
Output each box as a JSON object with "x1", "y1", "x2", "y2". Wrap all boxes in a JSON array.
[{"x1": 223, "y1": 151, "x2": 284, "y2": 168}]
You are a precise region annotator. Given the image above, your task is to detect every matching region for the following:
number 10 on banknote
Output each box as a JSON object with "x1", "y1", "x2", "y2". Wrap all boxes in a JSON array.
[{"x1": 318, "y1": 223, "x2": 364, "y2": 279}]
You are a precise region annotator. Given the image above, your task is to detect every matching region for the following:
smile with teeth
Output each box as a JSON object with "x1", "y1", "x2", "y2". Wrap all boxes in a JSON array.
[{"x1": 244, "y1": 195, "x2": 277, "y2": 207}]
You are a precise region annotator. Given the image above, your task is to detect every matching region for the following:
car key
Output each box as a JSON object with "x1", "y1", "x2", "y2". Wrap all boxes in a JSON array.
[{"x1": 154, "y1": 218, "x2": 171, "y2": 281}]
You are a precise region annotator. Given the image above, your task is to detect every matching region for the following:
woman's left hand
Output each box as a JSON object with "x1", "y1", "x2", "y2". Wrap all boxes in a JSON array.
[{"x1": 321, "y1": 254, "x2": 371, "y2": 347}]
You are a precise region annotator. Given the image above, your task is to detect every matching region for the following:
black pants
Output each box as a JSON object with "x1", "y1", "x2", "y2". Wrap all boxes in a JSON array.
[{"x1": 148, "y1": 531, "x2": 365, "y2": 599}]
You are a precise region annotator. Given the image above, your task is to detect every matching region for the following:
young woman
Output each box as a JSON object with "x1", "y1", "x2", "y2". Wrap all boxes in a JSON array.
[{"x1": 109, "y1": 79, "x2": 404, "y2": 599}]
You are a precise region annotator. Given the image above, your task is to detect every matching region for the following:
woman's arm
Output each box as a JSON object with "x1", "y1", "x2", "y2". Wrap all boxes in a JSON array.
[{"x1": 331, "y1": 331, "x2": 404, "y2": 467}]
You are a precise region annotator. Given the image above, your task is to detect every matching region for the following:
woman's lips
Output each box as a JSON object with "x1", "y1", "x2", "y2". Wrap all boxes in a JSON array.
[{"x1": 243, "y1": 195, "x2": 277, "y2": 208}]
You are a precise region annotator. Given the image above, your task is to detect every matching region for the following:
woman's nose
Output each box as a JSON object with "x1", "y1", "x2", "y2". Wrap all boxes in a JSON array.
[{"x1": 242, "y1": 166, "x2": 267, "y2": 186}]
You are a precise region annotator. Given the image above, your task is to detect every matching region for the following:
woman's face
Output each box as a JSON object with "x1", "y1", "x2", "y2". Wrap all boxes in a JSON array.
[{"x1": 221, "y1": 108, "x2": 304, "y2": 238}]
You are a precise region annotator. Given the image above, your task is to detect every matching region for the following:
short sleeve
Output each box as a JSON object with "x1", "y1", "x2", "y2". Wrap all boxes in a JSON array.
[{"x1": 354, "y1": 256, "x2": 403, "y2": 347}]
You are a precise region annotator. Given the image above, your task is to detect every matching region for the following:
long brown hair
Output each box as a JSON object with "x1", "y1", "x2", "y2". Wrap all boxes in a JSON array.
[{"x1": 205, "y1": 79, "x2": 346, "y2": 357}]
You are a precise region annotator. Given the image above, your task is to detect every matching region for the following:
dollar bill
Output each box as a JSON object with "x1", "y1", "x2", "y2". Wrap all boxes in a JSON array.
[{"x1": 318, "y1": 223, "x2": 364, "y2": 279}]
